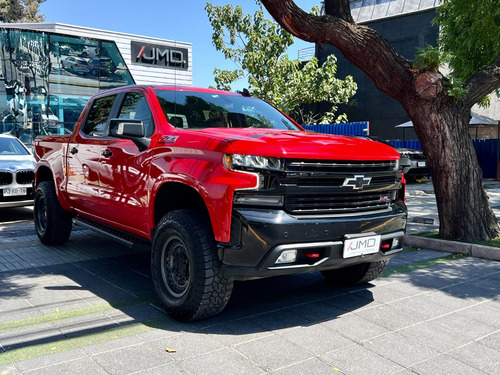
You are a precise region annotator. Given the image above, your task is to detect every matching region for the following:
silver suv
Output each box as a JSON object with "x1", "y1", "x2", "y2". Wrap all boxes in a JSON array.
[{"x1": 0, "y1": 134, "x2": 35, "y2": 208}]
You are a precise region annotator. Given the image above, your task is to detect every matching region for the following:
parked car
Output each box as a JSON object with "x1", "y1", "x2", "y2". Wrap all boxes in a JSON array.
[
  {"x1": 397, "y1": 147, "x2": 430, "y2": 180},
  {"x1": 61, "y1": 56, "x2": 91, "y2": 75},
  {"x1": 0, "y1": 134, "x2": 35, "y2": 208},
  {"x1": 354, "y1": 136, "x2": 430, "y2": 180},
  {"x1": 89, "y1": 56, "x2": 116, "y2": 76}
]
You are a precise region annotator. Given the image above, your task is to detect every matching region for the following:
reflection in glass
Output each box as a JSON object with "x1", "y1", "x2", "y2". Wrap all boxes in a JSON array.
[{"x1": 0, "y1": 28, "x2": 136, "y2": 145}]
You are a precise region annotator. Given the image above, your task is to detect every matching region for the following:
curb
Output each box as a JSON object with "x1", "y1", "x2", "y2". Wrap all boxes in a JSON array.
[{"x1": 404, "y1": 235, "x2": 500, "y2": 261}]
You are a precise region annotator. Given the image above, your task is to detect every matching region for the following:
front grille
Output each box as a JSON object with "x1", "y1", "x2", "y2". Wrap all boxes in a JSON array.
[
  {"x1": 285, "y1": 191, "x2": 395, "y2": 215},
  {"x1": 281, "y1": 159, "x2": 401, "y2": 216},
  {"x1": 0, "y1": 171, "x2": 13, "y2": 186},
  {"x1": 287, "y1": 160, "x2": 398, "y2": 173},
  {"x1": 16, "y1": 170, "x2": 34, "y2": 185}
]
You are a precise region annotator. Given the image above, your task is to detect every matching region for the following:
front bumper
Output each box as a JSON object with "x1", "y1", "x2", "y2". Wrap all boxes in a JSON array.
[{"x1": 220, "y1": 203, "x2": 407, "y2": 280}]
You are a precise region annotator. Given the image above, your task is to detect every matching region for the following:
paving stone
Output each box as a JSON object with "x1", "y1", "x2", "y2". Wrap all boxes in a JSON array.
[
  {"x1": 397, "y1": 321, "x2": 471, "y2": 353},
  {"x1": 456, "y1": 303, "x2": 500, "y2": 327},
  {"x1": 52, "y1": 313, "x2": 122, "y2": 339},
  {"x1": 475, "y1": 331, "x2": 500, "y2": 351},
  {"x1": 145, "y1": 331, "x2": 225, "y2": 361},
  {"x1": 91, "y1": 343, "x2": 174, "y2": 375},
  {"x1": 447, "y1": 341, "x2": 500, "y2": 375},
  {"x1": 321, "y1": 312, "x2": 390, "y2": 343},
  {"x1": 280, "y1": 300, "x2": 346, "y2": 324},
  {"x1": 362, "y1": 332, "x2": 437, "y2": 367},
  {"x1": 322, "y1": 290, "x2": 382, "y2": 313},
  {"x1": 14, "y1": 349, "x2": 86, "y2": 373},
  {"x1": 23, "y1": 357, "x2": 108, "y2": 375},
  {"x1": 354, "y1": 303, "x2": 424, "y2": 331},
  {"x1": 430, "y1": 312, "x2": 497, "y2": 341},
  {"x1": 409, "y1": 353, "x2": 489, "y2": 375},
  {"x1": 350, "y1": 284, "x2": 414, "y2": 303},
  {"x1": 273, "y1": 357, "x2": 341, "y2": 375},
  {"x1": 281, "y1": 323, "x2": 356, "y2": 355},
  {"x1": 0, "y1": 323, "x2": 65, "y2": 352},
  {"x1": 320, "y1": 343, "x2": 406, "y2": 375},
  {"x1": 181, "y1": 347, "x2": 262, "y2": 375},
  {"x1": 387, "y1": 293, "x2": 454, "y2": 321},
  {"x1": 234, "y1": 335, "x2": 313, "y2": 372},
  {"x1": 202, "y1": 318, "x2": 275, "y2": 347},
  {"x1": 132, "y1": 361, "x2": 191, "y2": 375},
  {"x1": 250, "y1": 307, "x2": 318, "y2": 333},
  {"x1": 81, "y1": 334, "x2": 146, "y2": 356},
  {"x1": 0, "y1": 364, "x2": 21, "y2": 374},
  {"x1": 0, "y1": 299, "x2": 39, "y2": 323}
]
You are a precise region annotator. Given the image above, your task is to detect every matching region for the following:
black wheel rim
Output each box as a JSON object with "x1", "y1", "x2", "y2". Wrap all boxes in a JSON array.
[
  {"x1": 35, "y1": 195, "x2": 47, "y2": 233},
  {"x1": 161, "y1": 235, "x2": 190, "y2": 298}
]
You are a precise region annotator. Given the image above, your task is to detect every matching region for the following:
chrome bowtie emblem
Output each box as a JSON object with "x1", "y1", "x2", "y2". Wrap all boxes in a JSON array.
[{"x1": 343, "y1": 175, "x2": 372, "y2": 190}]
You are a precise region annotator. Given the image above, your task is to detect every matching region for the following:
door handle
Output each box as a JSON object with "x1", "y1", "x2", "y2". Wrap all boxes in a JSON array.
[
  {"x1": 69, "y1": 147, "x2": 78, "y2": 154},
  {"x1": 101, "y1": 149, "x2": 112, "y2": 157}
]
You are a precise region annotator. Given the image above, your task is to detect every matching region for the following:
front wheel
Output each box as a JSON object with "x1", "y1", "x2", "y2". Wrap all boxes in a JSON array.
[
  {"x1": 151, "y1": 210, "x2": 233, "y2": 322},
  {"x1": 34, "y1": 181, "x2": 73, "y2": 245},
  {"x1": 321, "y1": 260, "x2": 389, "y2": 285}
]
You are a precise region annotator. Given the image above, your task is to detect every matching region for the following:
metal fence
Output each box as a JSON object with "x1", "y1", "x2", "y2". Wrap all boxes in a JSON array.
[
  {"x1": 302, "y1": 122, "x2": 369, "y2": 136},
  {"x1": 304, "y1": 123, "x2": 499, "y2": 179}
]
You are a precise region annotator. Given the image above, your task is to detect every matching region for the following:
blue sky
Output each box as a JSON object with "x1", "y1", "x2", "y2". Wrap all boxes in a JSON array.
[{"x1": 40, "y1": 0, "x2": 320, "y2": 89}]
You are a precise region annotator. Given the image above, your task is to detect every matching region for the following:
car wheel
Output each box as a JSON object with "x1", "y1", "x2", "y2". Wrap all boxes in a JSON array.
[
  {"x1": 151, "y1": 209, "x2": 233, "y2": 322},
  {"x1": 320, "y1": 260, "x2": 389, "y2": 285},
  {"x1": 34, "y1": 181, "x2": 73, "y2": 245}
]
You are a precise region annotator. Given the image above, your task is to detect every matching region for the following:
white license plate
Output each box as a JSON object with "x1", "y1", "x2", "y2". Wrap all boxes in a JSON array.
[
  {"x1": 343, "y1": 234, "x2": 381, "y2": 258},
  {"x1": 3, "y1": 187, "x2": 27, "y2": 197},
  {"x1": 417, "y1": 161, "x2": 426, "y2": 167}
]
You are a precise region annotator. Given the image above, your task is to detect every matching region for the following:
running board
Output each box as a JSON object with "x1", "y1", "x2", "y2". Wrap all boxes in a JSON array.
[{"x1": 73, "y1": 216, "x2": 150, "y2": 247}]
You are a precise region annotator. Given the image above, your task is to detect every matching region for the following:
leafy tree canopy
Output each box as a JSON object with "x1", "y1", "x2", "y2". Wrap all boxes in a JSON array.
[
  {"x1": 435, "y1": 0, "x2": 500, "y2": 83},
  {"x1": 205, "y1": 3, "x2": 357, "y2": 125},
  {"x1": 0, "y1": 0, "x2": 45, "y2": 23}
]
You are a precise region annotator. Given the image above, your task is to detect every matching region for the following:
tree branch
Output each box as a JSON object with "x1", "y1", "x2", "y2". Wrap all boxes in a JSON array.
[
  {"x1": 261, "y1": 0, "x2": 414, "y2": 100},
  {"x1": 464, "y1": 53, "x2": 500, "y2": 106}
]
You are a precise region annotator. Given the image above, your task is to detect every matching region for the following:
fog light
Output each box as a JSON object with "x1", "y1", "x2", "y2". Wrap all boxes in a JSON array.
[
  {"x1": 275, "y1": 250, "x2": 297, "y2": 264},
  {"x1": 392, "y1": 238, "x2": 400, "y2": 249}
]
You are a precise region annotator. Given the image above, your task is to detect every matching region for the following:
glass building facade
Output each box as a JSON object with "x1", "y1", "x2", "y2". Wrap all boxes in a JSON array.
[{"x1": 0, "y1": 28, "x2": 135, "y2": 145}]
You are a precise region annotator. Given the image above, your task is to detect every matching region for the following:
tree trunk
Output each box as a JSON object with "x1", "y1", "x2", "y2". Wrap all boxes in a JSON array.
[{"x1": 408, "y1": 103, "x2": 500, "y2": 240}]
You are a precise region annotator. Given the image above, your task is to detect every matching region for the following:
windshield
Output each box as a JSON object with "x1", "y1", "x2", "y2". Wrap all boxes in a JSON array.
[
  {"x1": 154, "y1": 89, "x2": 300, "y2": 131},
  {"x1": 0, "y1": 137, "x2": 30, "y2": 156}
]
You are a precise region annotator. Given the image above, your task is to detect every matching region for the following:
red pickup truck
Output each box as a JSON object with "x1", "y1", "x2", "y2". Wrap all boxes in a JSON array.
[{"x1": 34, "y1": 85, "x2": 407, "y2": 321}]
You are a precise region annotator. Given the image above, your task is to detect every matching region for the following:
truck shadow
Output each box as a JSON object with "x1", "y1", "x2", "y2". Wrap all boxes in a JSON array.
[{"x1": 1, "y1": 228, "x2": 499, "y2": 357}]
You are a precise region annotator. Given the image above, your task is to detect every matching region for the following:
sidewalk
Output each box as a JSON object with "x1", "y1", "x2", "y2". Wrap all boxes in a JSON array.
[
  {"x1": 405, "y1": 179, "x2": 500, "y2": 261},
  {"x1": 0, "y1": 201, "x2": 499, "y2": 374}
]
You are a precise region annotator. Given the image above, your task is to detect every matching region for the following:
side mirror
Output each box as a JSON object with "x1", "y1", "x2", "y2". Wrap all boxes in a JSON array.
[
  {"x1": 108, "y1": 118, "x2": 149, "y2": 151},
  {"x1": 109, "y1": 119, "x2": 145, "y2": 138}
]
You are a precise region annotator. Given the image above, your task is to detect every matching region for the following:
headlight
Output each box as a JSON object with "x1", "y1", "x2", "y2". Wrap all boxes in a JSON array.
[{"x1": 223, "y1": 154, "x2": 283, "y2": 171}]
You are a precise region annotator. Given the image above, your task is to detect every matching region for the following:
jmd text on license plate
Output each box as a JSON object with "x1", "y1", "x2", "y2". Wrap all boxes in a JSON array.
[{"x1": 343, "y1": 234, "x2": 381, "y2": 258}]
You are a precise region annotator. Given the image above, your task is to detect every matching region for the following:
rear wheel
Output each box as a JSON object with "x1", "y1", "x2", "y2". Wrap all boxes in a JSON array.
[
  {"x1": 151, "y1": 210, "x2": 233, "y2": 322},
  {"x1": 321, "y1": 260, "x2": 389, "y2": 285},
  {"x1": 34, "y1": 181, "x2": 73, "y2": 245}
]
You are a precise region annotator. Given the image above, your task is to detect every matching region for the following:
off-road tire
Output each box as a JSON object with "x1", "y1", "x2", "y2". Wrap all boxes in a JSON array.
[
  {"x1": 34, "y1": 181, "x2": 73, "y2": 245},
  {"x1": 321, "y1": 260, "x2": 389, "y2": 285},
  {"x1": 151, "y1": 209, "x2": 233, "y2": 322}
]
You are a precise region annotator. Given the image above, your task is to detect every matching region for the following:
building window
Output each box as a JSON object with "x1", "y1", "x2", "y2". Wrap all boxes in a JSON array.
[{"x1": 0, "y1": 28, "x2": 135, "y2": 145}]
